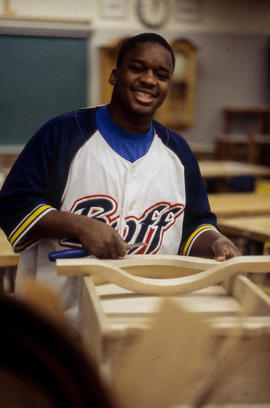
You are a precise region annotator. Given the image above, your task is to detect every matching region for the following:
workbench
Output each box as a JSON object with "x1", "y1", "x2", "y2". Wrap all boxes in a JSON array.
[{"x1": 208, "y1": 192, "x2": 270, "y2": 218}]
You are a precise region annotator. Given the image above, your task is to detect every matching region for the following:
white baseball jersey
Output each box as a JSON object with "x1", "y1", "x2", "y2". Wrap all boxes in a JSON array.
[{"x1": 0, "y1": 106, "x2": 218, "y2": 325}]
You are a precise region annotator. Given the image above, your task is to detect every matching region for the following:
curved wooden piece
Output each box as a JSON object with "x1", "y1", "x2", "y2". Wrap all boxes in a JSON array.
[
  {"x1": 57, "y1": 255, "x2": 218, "y2": 279},
  {"x1": 57, "y1": 255, "x2": 270, "y2": 295},
  {"x1": 76, "y1": 255, "x2": 219, "y2": 286}
]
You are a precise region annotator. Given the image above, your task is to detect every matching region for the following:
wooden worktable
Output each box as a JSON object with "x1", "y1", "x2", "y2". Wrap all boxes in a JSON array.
[
  {"x1": 0, "y1": 228, "x2": 18, "y2": 267},
  {"x1": 218, "y1": 215, "x2": 270, "y2": 244},
  {"x1": 199, "y1": 160, "x2": 270, "y2": 179},
  {"x1": 208, "y1": 192, "x2": 270, "y2": 218}
]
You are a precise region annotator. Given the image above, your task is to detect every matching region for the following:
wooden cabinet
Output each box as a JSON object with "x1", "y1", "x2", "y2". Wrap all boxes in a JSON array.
[
  {"x1": 155, "y1": 38, "x2": 197, "y2": 130},
  {"x1": 223, "y1": 106, "x2": 270, "y2": 134},
  {"x1": 99, "y1": 37, "x2": 197, "y2": 130},
  {"x1": 215, "y1": 107, "x2": 270, "y2": 165}
]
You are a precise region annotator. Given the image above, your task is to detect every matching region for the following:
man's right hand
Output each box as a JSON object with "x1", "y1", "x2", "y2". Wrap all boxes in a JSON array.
[
  {"x1": 75, "y1": 216, "x2": 127, "y2": 259},
  {"x1": 29, "y1": 210, "x2": 128, "y2": 259}
]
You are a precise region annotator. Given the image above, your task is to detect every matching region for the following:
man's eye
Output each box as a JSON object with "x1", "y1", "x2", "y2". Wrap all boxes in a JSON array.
[
  {"x1": 129, "y1": 65, "x2": 143, "y2": 72},
  {"x1": 156, "y1": 72, "x2": 169, "y2": 81}
]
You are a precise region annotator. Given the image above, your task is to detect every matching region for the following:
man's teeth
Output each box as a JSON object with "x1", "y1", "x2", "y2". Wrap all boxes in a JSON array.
[{"x1": 137, "y1": 91, "x2": 152, "y2": 99}]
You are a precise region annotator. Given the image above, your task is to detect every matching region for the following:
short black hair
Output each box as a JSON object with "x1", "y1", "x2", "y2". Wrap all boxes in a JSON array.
[{"x1": 116, "y1": 33, "x2": 175, "y2": 70}]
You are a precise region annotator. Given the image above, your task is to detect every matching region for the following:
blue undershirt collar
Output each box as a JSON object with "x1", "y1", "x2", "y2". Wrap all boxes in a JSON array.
[{"x1": 95, "y1": 105, "x2": 154, "y2": 163}]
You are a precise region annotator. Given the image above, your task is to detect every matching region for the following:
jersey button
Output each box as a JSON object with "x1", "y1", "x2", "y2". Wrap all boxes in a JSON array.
[
  {"x1": 130, "y1": 167, "x2": 136, "y2": 174},
  {"x1": 128, "y1": 204, "x2": 134, "y2": 211}
]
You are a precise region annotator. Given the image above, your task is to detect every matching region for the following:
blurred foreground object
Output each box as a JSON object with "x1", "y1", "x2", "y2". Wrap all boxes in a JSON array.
[{"x1": 0, "y1": 281, "x2": 117, "y2": 408}]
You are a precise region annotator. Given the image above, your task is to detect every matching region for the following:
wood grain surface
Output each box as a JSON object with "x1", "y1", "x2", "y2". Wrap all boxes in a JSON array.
[{"x1": 57, "y1": 255, "x2": 270, "y2": 295}]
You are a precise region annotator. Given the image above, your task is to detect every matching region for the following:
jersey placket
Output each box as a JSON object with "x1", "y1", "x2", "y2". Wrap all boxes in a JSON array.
[{"x1": 118, "y1": 164, "x2": 138, "y2": 239}]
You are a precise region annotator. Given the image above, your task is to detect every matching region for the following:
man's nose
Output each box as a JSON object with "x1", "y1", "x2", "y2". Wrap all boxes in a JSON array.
[{"x1": 140, "y1": 69, "x2": 156, "y2": 85}]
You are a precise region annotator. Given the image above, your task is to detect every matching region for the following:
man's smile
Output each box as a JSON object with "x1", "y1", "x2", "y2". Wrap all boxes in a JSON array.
[
  {"x1": 133, "y1": 89, "x2": 157, "y2": 104},
  {"x1": 108, "y1": 40, "x2": 173, "y2": 129}
]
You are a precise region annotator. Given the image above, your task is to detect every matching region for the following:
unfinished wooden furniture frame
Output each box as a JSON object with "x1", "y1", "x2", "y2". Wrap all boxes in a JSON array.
[
  {"x1": 57, "y1": 255, "x2": 270, "y2": 295},
  {"x1": 57, "y1": 255, "x2": 270, "y2": 405}
]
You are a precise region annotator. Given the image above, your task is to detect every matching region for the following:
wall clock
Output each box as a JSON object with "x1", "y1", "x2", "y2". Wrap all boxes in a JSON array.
[{"x1": 136, "y1": 0, "x2": 169, "y2": 28}]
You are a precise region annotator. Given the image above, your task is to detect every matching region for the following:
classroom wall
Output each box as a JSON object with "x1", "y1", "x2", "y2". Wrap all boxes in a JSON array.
[
  {"x1": 2, "y1": 0, "x2": 270, "y2": 34},
  {"x1": 1, "y1": 0, "x2": 270, "y2": 149}
]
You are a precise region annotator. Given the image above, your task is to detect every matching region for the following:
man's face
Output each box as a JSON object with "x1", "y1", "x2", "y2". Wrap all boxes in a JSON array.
[{"x1": 110, "y1": 41, "x2": 174, "y2": 119}]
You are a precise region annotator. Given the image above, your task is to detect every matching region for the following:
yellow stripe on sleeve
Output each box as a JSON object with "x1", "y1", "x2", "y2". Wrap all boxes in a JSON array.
[
  {"x1": 182, "y1": 225, "x2": 218, "y2": 256},
  {"x1": 14, "y1": 240, "x2": 36, "y2": 252},
  {"x1": 10, "y1": 205, "x2": 52, "y2": 245}
]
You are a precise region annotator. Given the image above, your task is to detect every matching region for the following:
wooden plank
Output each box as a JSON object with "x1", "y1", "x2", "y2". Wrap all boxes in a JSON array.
[
  {"x1": 78, "y1": 276, "x2": 111, "y2": 379},
  {"x1": 223, "y1": 274, "x2": 270, "y2": 316},
  {"x1": 208, "y1": 315, "x2": 270, "y2": 336},
  {"x1": 96, "y1": 284, "x2": 243, "y2": 318}
]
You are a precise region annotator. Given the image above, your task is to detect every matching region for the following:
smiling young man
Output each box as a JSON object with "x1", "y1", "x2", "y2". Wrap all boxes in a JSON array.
[
  {"x1": 0, "y1": 33, "x2": 240, "y2": 323},
  {"x1": 108, "y1": 36, "x2": 173, "y2": 131}
]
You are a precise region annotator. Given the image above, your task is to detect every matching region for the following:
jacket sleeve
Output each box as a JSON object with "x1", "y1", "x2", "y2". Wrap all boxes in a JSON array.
[
  {"x1": 153, "y1": 121, "x2": 219, "y2": 255},
  {"x1": 0, "y1": 109, "x2": 95, "y2": 252},
  {"x1": 179, "y1": 150, "x2": 219, "y2": 255},
  {"x1": 173, "y1": 138, "x2": 219, "y2": 255}
]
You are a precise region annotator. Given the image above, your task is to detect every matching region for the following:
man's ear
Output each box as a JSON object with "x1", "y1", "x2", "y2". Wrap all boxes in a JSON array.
[{"x1": 109, "y1": 68, "x2": 118, "y2": 85}]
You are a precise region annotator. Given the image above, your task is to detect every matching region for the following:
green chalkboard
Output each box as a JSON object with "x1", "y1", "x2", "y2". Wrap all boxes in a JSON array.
[{"x1": 0, "y1": 34, "x2": 88, "y2": 146}]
